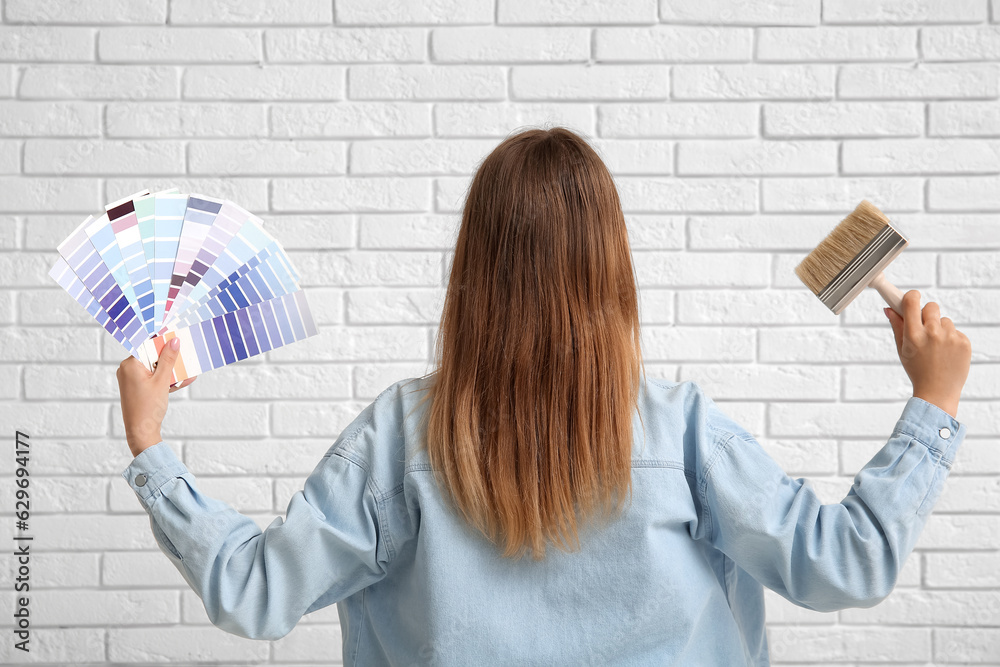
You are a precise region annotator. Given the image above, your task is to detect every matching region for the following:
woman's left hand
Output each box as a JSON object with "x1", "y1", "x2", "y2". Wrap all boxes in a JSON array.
[{"x1": 117, "y1": 337, "x2": 197, "y2": 459}]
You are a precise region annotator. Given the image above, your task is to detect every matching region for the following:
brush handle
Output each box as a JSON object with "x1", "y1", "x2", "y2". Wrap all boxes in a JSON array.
[{"x1": 870, "y1": 271, "x2": 904, "y2": 315}]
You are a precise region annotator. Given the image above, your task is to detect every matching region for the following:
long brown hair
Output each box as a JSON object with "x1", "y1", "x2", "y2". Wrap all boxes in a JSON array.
[{"x1": 409, "y1": 126, "x2": 646, "y2": 560}]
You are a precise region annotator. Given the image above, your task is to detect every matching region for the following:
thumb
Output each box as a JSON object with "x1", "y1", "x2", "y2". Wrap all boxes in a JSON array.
[
  {"x1": 885, "y1": 307, "x2": 904, "y2": 354},
  {"x1": 153, "y1": 336, "x2": 181, "y2": 383}
]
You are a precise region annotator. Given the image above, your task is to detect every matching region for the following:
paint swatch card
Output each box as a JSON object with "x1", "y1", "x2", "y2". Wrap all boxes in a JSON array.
[{"x1": 48, "y1": 189, "x2": 319, "y2": 383}]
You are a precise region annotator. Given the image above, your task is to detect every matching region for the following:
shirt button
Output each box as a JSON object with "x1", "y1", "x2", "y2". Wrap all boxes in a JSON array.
[
  {"x1": 134, "y1": 473, "x2": 147, "y2": 487},
  {"x1": 939, "y1": 427, "x2": 951, "y2": 439}
]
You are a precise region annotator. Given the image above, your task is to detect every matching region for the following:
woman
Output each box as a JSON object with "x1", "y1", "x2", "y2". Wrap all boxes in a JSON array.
[{"x1": 118, "y1": 127, "x2": 971, "y2": 665}]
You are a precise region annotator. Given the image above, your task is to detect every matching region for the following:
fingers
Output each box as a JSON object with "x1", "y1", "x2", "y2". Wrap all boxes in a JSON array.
[
  {"x1": 922, "y1": 300, "x2": 942, "y2": 333},
  {"x1": 901, "y1": 289, "x2": 923, "y2": 340},
  {"x1": 168, "y1": 376, "x2": 197, "y2": 393},
  {"x1": 886, "y1": 307, "x2": 904, "y2": 352},
  {"x1": 152, "y1": 337, "x2": 181, "y2": 384},
  {"x1": 940, "y1": 316, "x2": 955, "y2": 331}
]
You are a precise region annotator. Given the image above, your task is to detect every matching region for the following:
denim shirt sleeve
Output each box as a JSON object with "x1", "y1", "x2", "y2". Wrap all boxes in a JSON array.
[
  {"x1": 121, "y1": 439, "x2": 389, "y2": 641},
  {"x1": 696, "y1": 388, "x2": 966, "y2": 612}
]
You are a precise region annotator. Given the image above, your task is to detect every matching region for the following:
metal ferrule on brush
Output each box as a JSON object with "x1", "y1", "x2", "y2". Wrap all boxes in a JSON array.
[{"x1": 817, "y1": 223, "x2": 909, "y2": 315}]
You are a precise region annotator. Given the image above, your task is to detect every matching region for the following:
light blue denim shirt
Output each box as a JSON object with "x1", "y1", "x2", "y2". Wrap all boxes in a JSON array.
[{"x1": 122, "y1": 375, "x2": 966, "y2": 666}]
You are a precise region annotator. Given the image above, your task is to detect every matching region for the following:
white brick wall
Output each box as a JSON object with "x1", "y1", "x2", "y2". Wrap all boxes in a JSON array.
[{"x1": 1, "y1": 0, "x2": 998, "y2": 664}]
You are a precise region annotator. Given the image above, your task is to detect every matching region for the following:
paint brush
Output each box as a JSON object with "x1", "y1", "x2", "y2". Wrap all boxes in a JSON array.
[{"x1": 795, "y1": 200, "x2": 909, "y2": 316}]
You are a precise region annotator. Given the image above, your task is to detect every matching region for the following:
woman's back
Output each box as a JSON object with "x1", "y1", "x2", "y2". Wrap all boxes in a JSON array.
[{"x1": 303, "y1": 373, "x2": 963, "y2": 666}]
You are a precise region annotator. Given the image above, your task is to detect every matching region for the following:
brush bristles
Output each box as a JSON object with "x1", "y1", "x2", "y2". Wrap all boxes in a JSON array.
[{"x1": 795, "y1": 200, "x2": 891, "y2": 296}]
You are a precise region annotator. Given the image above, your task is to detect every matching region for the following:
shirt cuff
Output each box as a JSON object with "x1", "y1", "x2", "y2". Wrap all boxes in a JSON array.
[
  {"x1": 893, "y1": 396, "x2": 966, "y2": 467},
  {"x1": 121, "y1": 441, "x2": 190, "y2": 510}
]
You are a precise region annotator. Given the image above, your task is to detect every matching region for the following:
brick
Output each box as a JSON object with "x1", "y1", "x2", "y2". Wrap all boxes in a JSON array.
[
  {"x1": 20, "y1": 65, "x2": 179, "y2": 100},
  {"x1": 25, "y1": 364, "x2": 119, "y2": 399},
  {"x1": 0, "y1": 326, "x2": 100, "y2": 362},
  {"x1": 625, "y1": 215, "x2": 684, "y2": 249},
  {"x1": 922, "y1": 26, "x2": 1000, "y2": 61},
  {"x1": 0, "y1": 177, "x2": 99, "y2": 212},
  {"x1": 189, "y1": 139, "x2": 345, "y2": 175},
  {"x1": 351, "y1": 64, "x2": 505, "y2": 100},
  {"x1": 768, "y1": 627, "x2": 930, "y2": 662},
  {"x1": 107, "y1": 102, "x2": 265, "y2": 138},
  {"x1": 350, "y1": 138, "x2": 496, "y2": 175},
  {"x1": 659, "y1": 0, "x2": 819, "y2": 25},
  {"x1": 273, "y1": 400, "x2": 376, "y2": 436},
  {"x1": 108, "y1": 627, "x2": 268, "y2": 663},
  {"x1": 170, "y1": 0, "x2": 332, "y2": 24},
  {"x1": 184, "y1": 65, "x2": 344, "y2": 100},
  {"x1": 638, "y1": 289, "x2": 674, "y2": 323},
  {"x1": 433, "y1": 27, "x2": 589, "y2": 62},
  {"x1": 930, "y1": 175, "x2": 1000, "y2": 210},
  {"x1": 641, "y1": 326, "x2": 755, "y2": 361},
  {"x1": 678, "y1": 289, "x2": 831, "y2": 325},
  {"x1": 843, "y1": 591, "x2": 1000, "y2": 625},
  {"x1": 919, "y1": 514, "x2": 1000, "y2": 550},
  {"x1": 272, "y1": 101, "x2": 430, "y2": 138},
  {"x1": 346, "y1": 288, "x2": 445, "y2": 324},
  {"x1": 269, "y1": 326, "x2": 429, "y2": 362},
  {"x1": 764, "y1": 102, "x2": 923, "y2": 138},
  {"x1": 925, "y1": 552, "x2": 1000, "y2": 587},
  {"x1": 594, "y1": 27, "x2": 752, "y2": 61},
  {"x1": 186, "y1": 363, "x2": 351, "y2": 400},
  {"x1": 111, "y1": 401, "x2": 268, "y2": 438},
  {"x1": 758, "y1": 27, "x2": 916, "y2": 61},
  {"x1": 615, "y1": 177, "x2": 757, "y2": 212},
  {"x1": 935, "y1": 629, "x2": 1000, "y2": 663},
  {"x1": 843, "y1": 139, "x2": 1000, "y2": 174},
  {"x1": 599, "y1": 102, "x2": 757, "y2": 138},
  {"x1": 679, "y1": 364, "x2": 838, "y2": 400},
  {"x1": 930, "y1": 100, "x2": 1000, "y2": 136},
  {"x1": 107, "y1": 177, "x2": 267, "y2": 211},
  {"x1": 272, "y1": 176, "x2": 429, "y2": 212},
  {"x1": 4, "y1": 0, "x2": 167, "y2": 23},
  {"x1": 839, "y1": 64, "x2": 997, "y2": 99},
  {"x1": 99, "y1": 27, "x2": 259, "y2": 62},
  {"x1": 359, "y1": 214, "x2": 457, "y2": 249},
  {"x1": 0, "y1": 101, "x2": 100, "y2": 137},
  {"x1": 673, "y1": 64, "x2": 834, "y2": 99},
  {"x1": 823, "y1": 0, "x2": 987, "y2": 23},
  {"x1": 259, "y1": 215, "x2": 353, "y2": 249},
  {"x1": 498, "y1": 0, "x2": 657, "y2": 24},
  {"x1": 0, "y1": 66, "x2": 12, "y2": 98},
  {"x1": 0, "y1": 402, "x2": 105, "y2": 437},
  {"x1": 942, "y1": 252, "x2": 1000, "y2": 286},
  {"x1": 770, "y1": 400, "x2": 912, "y2": 437},
  {"x1": 689, "y1": 215, "x2": 840, "y2": 250},
  {"x1": 435, "y1": 102, "x2": 594, "y2": 137},
  {"x1": 590, "y1": 139, "x2": 672, "y2": 174},
  {"x1": 337, "y1": 0, "x2": 492, "y2": 24},
  {"x1": 0, "y1": 27, "x2": 94, "y2": 61},
  {"x1": 677, "y1": 140, "x2": 836, "y2": 176},
  {"x1": 762, "y1": 177, "x2": 923, "y2": 212},
  {"x1": 32, "y1": 476, "x2": 106, "y2": 512},
  {"x1": 185, "y1": 438, "x2": 332, "y2": 475},
  {"x1": 284, "y1": 250, "x2": 440, "y2": 286},
  {"x1": 936, "y1": 477, "x2": 1000, "y2": 512},
  {"x1": 633, "y1": 251, "x2": 769, "y2": 287},
  {"x1": 24, "y1": 139, "x2": 185, "y2": 175},
  {"x1": 0, "y1": 365, "x2": 17, "y2": 398},
  {"x1": 353, "y1": 365, "x2": 430, "y2": 399},
  {"x1": 0, "y1": 139, "x2": 18, "y2": 174},
  {"x1": 0, "y1": 552, "x2": 98, "y2": 588},
  {"x1": 434, "y1": 176, "x2": 472, "y2": 212},
  {"x1": 760, "y1": 328, "x2": 896, "y2": 363},
  {"x1": 102, "y1": 551, "x2": 187, "y2": 587},
  {"x1": 266, "y1": 28, "x2": 424, "y2": 62},
  {"x1": 512, "y1": 65, "x2": 669, "y2": 100},
  {"x1": 0, "y1": 628, "x2": 104, "y2": 663}
]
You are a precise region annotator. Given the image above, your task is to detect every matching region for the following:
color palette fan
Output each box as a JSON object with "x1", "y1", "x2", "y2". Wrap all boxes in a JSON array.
[{"x1": 48, "y1": 188, "x2": 318, "y2": 385}]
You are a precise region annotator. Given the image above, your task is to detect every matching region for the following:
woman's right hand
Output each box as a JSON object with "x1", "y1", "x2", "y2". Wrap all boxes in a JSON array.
[{"x1": 885, "y1": 289, "x2": 972, "y2": 419}]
